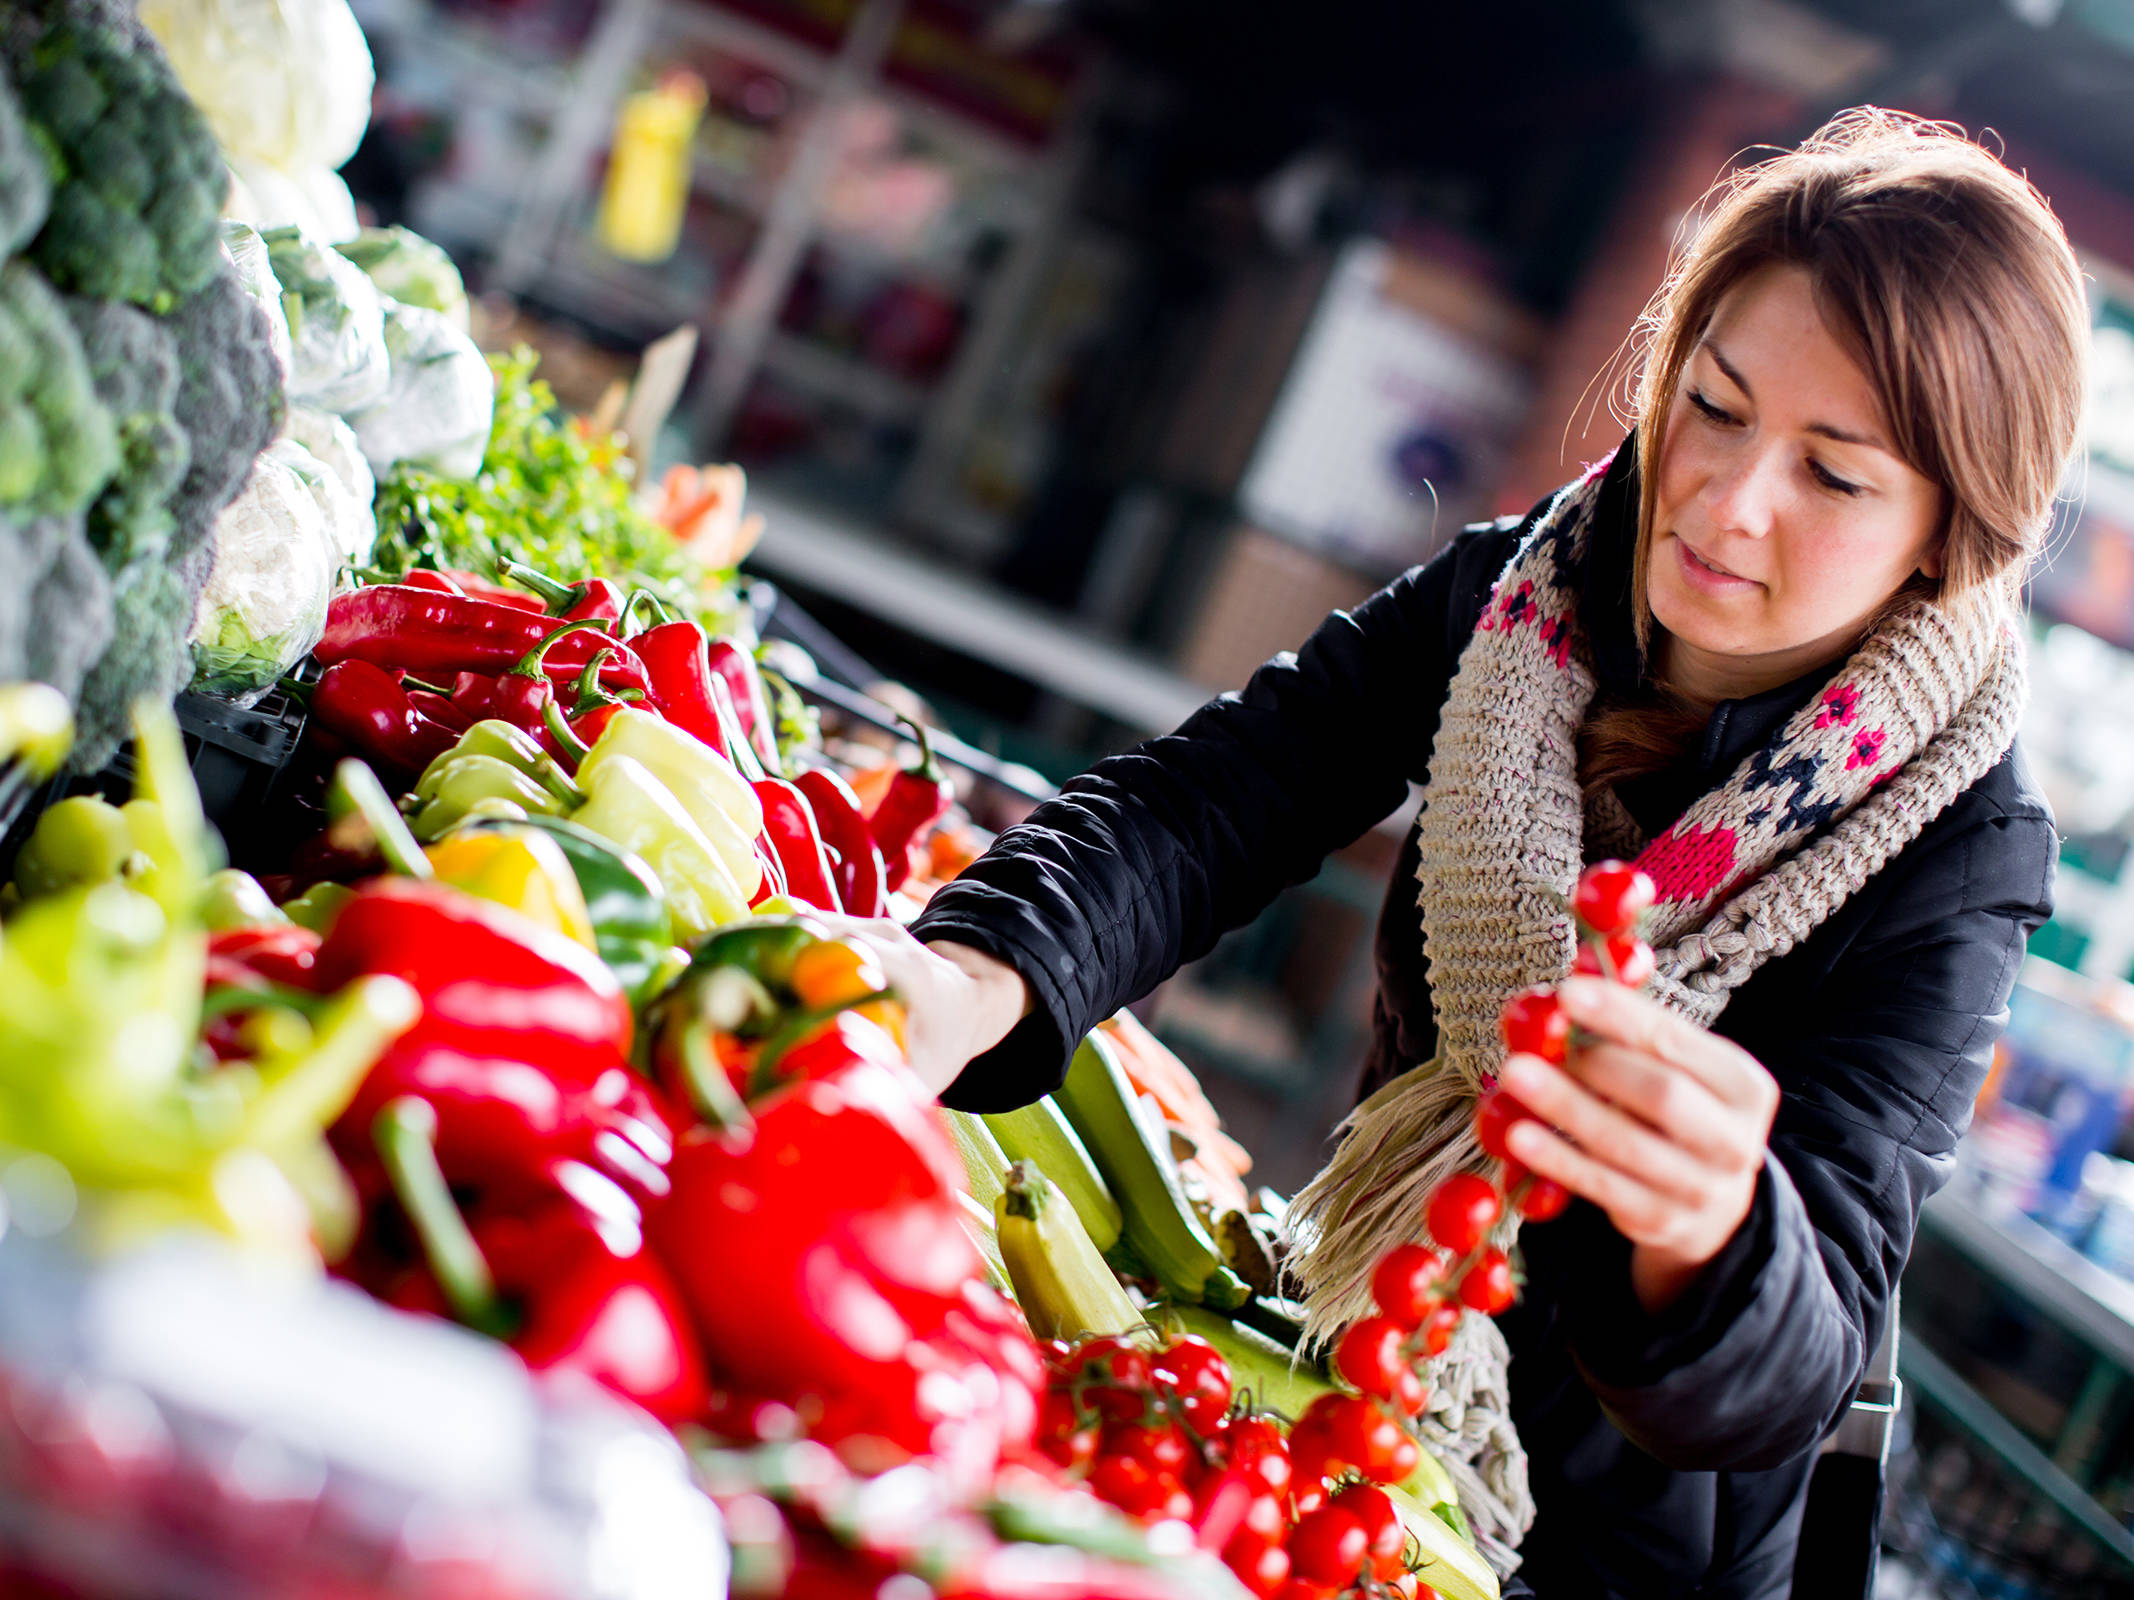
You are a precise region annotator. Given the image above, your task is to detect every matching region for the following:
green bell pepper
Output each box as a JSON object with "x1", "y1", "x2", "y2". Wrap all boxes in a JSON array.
[
  {"x1": 465, "y1": 812, "x2": 682, "y2": 1006},
  {"x1": 201, "y1": 869, "x2": 290, "y2": 931}
]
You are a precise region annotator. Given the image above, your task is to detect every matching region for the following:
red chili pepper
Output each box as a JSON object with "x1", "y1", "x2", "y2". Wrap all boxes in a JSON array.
[
  {"x1": 488, "y1": 618, "x2": 625, "y2": 735},
  {"x1": 699, "y1": 673, "x2": 843, "y2": 914},
  {"x1": 565, "y1": 646, "x2": 651, "y2": 749},
  {"x1": 794, "y1": 768, "x2": 888, "y2": 919},
  {"x1": 869, "y1": 717, "x2": 954, "y2": 895},
  {"x1": 703, "y1": 638, "x2": 782, "y2": 773},
  {"x1": 440, "y1": 570, "x2": 547, "y2": 611},
  {"x1": 632, "y1": 617, "x2": 731, "y2": 754},
  {"x1": 399, "y1": 568, "x2": 466, "y2": 597},
  {"x1": 403, "y1": 687, "x2": 474, "y2": 733},
  {"x1": 374, "y1": 1100, "x2": 707, "y2": 1426},
  {"x1": 310, "y1": 660, "x2": 466, "y2": 777},
  {"x1": 318, "y1": 587, "x2": 649, "y2": 694},
  {"x1": 500, "y1": 559, "x2": 629, "y2": 625}
]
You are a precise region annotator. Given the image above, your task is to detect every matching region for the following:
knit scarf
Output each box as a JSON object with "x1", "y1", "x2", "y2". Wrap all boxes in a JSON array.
[{"x1": 1286, "y1": 459, "x2": 2027, "y2": 1576}]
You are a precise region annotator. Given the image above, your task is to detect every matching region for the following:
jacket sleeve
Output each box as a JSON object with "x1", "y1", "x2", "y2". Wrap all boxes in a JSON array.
[
  {"x1": 911, "y1": 531, "x2": 1507, "y2": 1113},
  {"x1": 1556, "y1": 791, "x2": 2056, "y2": 1470}
]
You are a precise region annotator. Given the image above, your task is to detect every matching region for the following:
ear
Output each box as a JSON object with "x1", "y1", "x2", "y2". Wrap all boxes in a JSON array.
[{"x1": 1919, "y1": 539, "x2": 1945, "y2": 581}]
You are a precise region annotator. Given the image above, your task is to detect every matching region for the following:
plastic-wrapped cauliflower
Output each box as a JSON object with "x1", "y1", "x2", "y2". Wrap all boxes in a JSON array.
[
  {"x1": 346, "y1": 300, "x2": 493, "y2": 480},
  {"x1": 138, "y1": 0, "x2": 374, "y2": 176},
  {"x1": 221, "y1": 221, "x2": 291, "y2": 380},
  {"x1": 336, "y1": 227, "x2": 469, "y2": 332},
  {"x1": 188, "y1": 440, "x2": 337, "y2": 701},
  {"x1": 261, "y1": 224, "x2": 387, "y2": 413},
  {"x1": 228, "y1": 157, "x2": 358, "y2": 244},
  {"x1": 281, "y1": 407, "x2": 373, "y2": 567}
]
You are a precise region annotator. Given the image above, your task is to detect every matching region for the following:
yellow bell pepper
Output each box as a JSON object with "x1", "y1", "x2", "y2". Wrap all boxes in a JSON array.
[{"x1": 423, "y1": 828, "x2": 598, "y2": 949}]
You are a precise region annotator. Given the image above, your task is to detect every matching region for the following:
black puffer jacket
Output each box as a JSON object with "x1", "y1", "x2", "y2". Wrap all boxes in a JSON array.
[{"x1": 911, "y1": 443, "x2": 2057, "y2": 1599}]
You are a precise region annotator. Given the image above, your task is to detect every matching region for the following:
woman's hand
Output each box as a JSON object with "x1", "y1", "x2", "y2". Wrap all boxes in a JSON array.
[
  {"x1": 1498, "y1": 974, "x2": 1781, "y2": 1314},
  {"x1": 802, "y1": 914, "x2": 1032, "y2": 1097}
]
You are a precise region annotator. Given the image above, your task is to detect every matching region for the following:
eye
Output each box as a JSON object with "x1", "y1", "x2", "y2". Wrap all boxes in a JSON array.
[
  {"x1": 1808, "y1": 460, "x2": 1864, "y2": 497},
  {"x1": 1686, "y1": 388, "x2": 1739, "y2": 426}
]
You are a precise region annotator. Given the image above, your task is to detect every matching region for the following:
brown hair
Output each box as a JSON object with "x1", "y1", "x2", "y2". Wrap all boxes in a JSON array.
[{"x1": 1581, "y1": 107, "x2": 2091, "y2": 795}]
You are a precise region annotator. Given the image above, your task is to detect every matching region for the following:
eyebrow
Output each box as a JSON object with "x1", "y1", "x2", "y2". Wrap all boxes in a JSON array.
[{"x1": 1697, "y1": 338, "x2": 1892, "y2": 452}]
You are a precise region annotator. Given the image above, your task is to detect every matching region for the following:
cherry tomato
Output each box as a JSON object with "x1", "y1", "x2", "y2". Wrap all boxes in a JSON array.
[
  {"x1": 1225, "y1": 1414, "x2": 1293, "y2": 1496},
  {"x1": 1473, "y1": 1086, "x2": 1537, "y2": 1163},
  {"x1": 1106, "y1": 1418, "x2": 1191, "y2": 1478},
  {"x1": 1572, "y1": 860, "x2": 1655, "y2": 937},
  {"x1": 1089, "y1": 1453, "x2": 1154, "y2": 1514},
  {"x1": 1272, "y1": 1580, "x2": 1332, "y2": 1600},
  {"x1": 1333, "y1": 1483, "x2": 1407, "y2": 1581},
  {"x1": 1066, "y1": 1336, "x2": 1154, "y2": 1389},
  {"x1": 1459, "y1": 1248, "x2": 1516, "y2": 1315},
  {"x1": 1288, "y1": 1505, "x2": 1369, "y2": 1589},
  {"x1": 1286, "y1": 1420, "x2": 1340, "y2": 1508},
  {"x1": 1370, "y1": 1242, "x2": 1446, "y2": 1330},
  {"x1": 1334, "y1": 1314, "x2": 1409, "y2": 1401},
  {"x1": 1505, "y1": 1161, "x2": 1571, "y2": 1222},
  {"x1": 1573, "y1": 929, "x2": 1656, "y2": 987},
  {"x1": 1224, "y1": 1533, "x2": 1292, "y2": 1600},
  {"x1": 1391, "y1": 1364, "x2": 1430, "y2": 1417},
  {"x1": 1155, "y1": 1336, "x2": 1234, "y2": 1433},
  {"x1": 1042, "y1": 1339, "x2": 1076, "y2": 1368},
  {"x1": 1426, "y1": 1173, "x2": 1503, "y2": 1256},
  {"x1": 1419, "y1": 1303, "x2": 1463, "y2": 1357},
  {"x1": 1498, "y1": 985, "x2": 1570, "y2": 1065}
]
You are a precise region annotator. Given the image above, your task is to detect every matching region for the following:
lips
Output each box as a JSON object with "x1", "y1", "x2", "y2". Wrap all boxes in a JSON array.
[{"x1": 1673, "y1": 536, "x2": 1760, "y2": 589}]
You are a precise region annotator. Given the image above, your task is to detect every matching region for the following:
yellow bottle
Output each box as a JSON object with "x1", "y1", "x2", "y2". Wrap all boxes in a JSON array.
[{"x1": 596, "y1": 71, "x2": 708, "y2": 264}]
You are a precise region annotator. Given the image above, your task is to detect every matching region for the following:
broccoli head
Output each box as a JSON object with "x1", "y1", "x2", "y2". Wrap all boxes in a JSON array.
[
  {"x1": 68, "y1": 542, "x2": 188, "y2": 769},
  {"x1": 163, "y1": 260, "x2": 284, "y2": 565},
  {"x1": 3, "y1": 1, "x2": 226, "y2": 314},
  {"x1": 65, "y1": 294, "x2": 188, "y2": 569},
  {"x1": 0, "y1": 260, "x2": 119, "y2": 519},
  {"x1": 0, "y1": 62, "x2": 47, "y2": 257},
  {"x1": 0, "y1": 510, "x2": 115, "y2": 708}
]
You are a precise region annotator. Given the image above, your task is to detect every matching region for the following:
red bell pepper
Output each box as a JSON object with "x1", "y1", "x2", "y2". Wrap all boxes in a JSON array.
[
  {"x1": 795, "y1": 769, "x2": 888, "y2": 919},
  {"x1": 310, "y1": 660, "x2": 466, "y2": 777},
  {"x1": 646, "y1": 1054, "x2": 1038, "y2": 1486},
  {"x1": 313, "y1": 877, "x2": 635, "y2": 1077},
  {"x1": 375, "y1": 1098, "x2": 708, "y2": 1426},
  {"x1": 318, "y1": 586, "x2": 650, "y2": 694},
  {"x1": 869, "y1": 717, "x2": 954, "y2": 895}
]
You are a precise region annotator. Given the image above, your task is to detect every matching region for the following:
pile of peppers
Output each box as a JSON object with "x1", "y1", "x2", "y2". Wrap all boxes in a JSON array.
[
  {"x1": 305, "y1": 562, "x2": 899, "y2": 924},
  {"x1": 222, "y1": 759, "x2": 1039, "y2": 1477}
]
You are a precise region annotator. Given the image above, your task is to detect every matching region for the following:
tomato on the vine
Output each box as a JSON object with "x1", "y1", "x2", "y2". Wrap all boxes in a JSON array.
[
  {"x1": 1459, "y1": 1247, "x2": 1516, "y2": 1315},
  {"x1": 1371, "y1": 1242, "x2": 1446, "y2": 1330},
  {"x1": 1506, "y1": 1160, "x2": 1572, "y2": 1221},
  {"x1": 1334, "y1": 1314, "x2": 1409, "y2": 1401},
  {"x1": 1474, "y1": 1086, "x2": 1537, "y2": 1163},
  {"x1": 1426, "y1": 1173, "x2": 1503, "y2": 1256},
  {"x1": 1419, "y1": 1302, "x2": 1463, "y2": 1357},
  {"x1": 1333, "y1": 1483, "x2": 1408, "y2": 1581},
  {"x1": 1573, "y1": 930, "x2": 1656, "y2": 987},
  {"x1": 1572, "y1": 860, "x2": 1656, "y2": 937},
  {"x1": 1272, "y1": 1579, "x2": 1332, "y2": 1600},
  {"x1": 1104, "y1": 1418, "x2": 1191, "y2": 1478},
  {"x1": 1288, "y1": 1505, "x2": 1369, "y2": 1589},
  {"x1": 1224, "y1": 1534, "x2": 1292, "y2": 1600},
  {"x1": 1154, "y1": 1336, "x2": 1233, "y2": 1432},
  {"x1": 1224, "y1": 1414, "x2": 1293, "y2": 1496},
  {"x1": 1392, "y1": 1364, "x2": 1430, "y2": 1417},
  {"x1": 1499, "y1": 985, "x2": 1570, "y2": 1065}
]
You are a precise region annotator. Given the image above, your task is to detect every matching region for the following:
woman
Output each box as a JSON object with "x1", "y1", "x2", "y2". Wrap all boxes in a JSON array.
[{"x1": 832, "y1": 110, "x2": 2087, "y2": 1597}]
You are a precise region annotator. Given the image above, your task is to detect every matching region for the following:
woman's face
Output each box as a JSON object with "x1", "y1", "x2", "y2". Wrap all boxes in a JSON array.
[{"x1": 1648, "y1": 264, "x2": 1946, "y2": 699}]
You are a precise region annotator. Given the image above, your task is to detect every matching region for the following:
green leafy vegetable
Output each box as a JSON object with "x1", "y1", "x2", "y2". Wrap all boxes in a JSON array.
[{"x1": 371, "y1": 347, "x2": 743, "y2": 629}]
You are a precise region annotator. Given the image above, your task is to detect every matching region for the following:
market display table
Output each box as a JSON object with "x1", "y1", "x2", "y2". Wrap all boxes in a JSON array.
[{"x1": 1905, "y1": 1189, "x2": 2134, "y2": 1567}]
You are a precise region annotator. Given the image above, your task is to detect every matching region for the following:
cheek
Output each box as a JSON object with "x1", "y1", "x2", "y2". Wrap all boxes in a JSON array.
[{"x1": 1768, "y1": 516, "x2": 1919, "y2": 620}]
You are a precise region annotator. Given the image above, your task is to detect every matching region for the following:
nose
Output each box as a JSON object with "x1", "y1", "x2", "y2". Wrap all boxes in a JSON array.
[{"x1": 1702, "y1": 444, "x2": 1781, "y2": 540}]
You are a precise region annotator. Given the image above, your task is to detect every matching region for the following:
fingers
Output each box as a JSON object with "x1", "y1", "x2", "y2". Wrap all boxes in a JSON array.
[
  {"x1": 1501, "y1": 1054, "x2": 1711, "y2": 1206},
  {"x1": 1502, "y1": 1117, "x2": 1693, "y2": 1249},
  {"x1": 1555, "y1": 1041, "x2": 1754, "y2": 1169},
  {"x1": 1559, "y1": 976, "x2": 1779, "y2": 1123}
]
